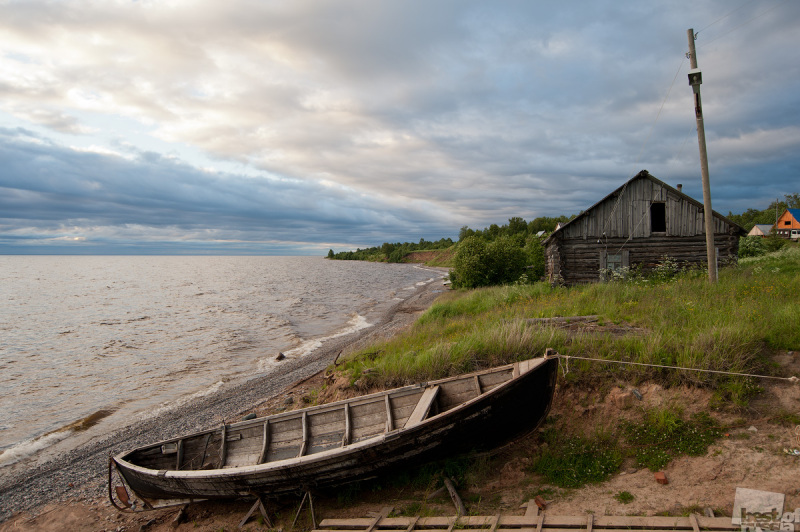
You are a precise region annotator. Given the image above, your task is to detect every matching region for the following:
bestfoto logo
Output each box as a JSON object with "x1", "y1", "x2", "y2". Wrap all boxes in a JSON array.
[{"x1": 740, "y1": 508, "x2": 800, "y2": 532}]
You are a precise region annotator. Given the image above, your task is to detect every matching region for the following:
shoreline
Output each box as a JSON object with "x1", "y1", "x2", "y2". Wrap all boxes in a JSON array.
[{"x1": 0, "y1": 266, "x2": 449, "y2": 524}]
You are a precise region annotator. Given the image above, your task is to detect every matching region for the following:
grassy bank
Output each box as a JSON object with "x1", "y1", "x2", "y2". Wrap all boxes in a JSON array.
[{"x1": 338, "y1": 244, "x2": 800, "y2": 405}]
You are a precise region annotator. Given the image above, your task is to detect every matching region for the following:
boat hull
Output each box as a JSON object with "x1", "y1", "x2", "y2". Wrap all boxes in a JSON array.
[{"x1": 114, "y1": 357, "x2": 558, "y2": 500}]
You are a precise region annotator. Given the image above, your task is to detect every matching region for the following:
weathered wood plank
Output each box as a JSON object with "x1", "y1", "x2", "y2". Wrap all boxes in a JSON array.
[
  {"x1": 316, "y1": 514, "x2": 739, "y2": 530},
  {"x1": 258, "y1": 421, "x2": 270, "y2": 464},
  {"x1": 270, "y1": 417, "x2": 304, "y2": 442},
  {"x1": 299, "y1": 411, "x2": 309, "y2": 457},
  {"x1": 219, "y1": 424, "x2": 227, "y2": 467},
  {"x1": 385, "y1": 395, "x2": 394, "y2": 432},
  {"x1": 315, "y1": 526, "x2": 739, "y2": 532},
  {"x1": 343, "y1": 403, "x2": 351, "y2": 446},
  {"x1": 176, "y1": 439, "x2": 184, "y2": 471},
  {"x1": 478, "y1": 370, "x2": 513, "y2": 391},
  {"x1": 350, "y1": 411, "x2": 390, "y2": 430},
  {"x1": 689, "y1": 514, "x2": 700, "y2": 532},
  {"x1": 404, "y1": 386, "x2": 440, "y2": 428},
  {"x1": 309, "y1": 409, "x2": 346, "y2": 436},
  {"x1": 365, "y1": 507, "x2": 392, "y2": 532},
  {"x1": 350, "y1": 401, "x2": 387, "y2": 424}
]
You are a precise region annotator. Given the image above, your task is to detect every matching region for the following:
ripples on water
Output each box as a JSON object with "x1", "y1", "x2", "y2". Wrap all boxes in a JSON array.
[{"x1": 0, "y1": 256, "x2": 442, "y2": 465}]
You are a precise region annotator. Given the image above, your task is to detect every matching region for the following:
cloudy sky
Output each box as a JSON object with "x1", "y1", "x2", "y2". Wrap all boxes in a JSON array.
[{"x1": 1, "y1": 0, "x2": 798, "y2": 254}]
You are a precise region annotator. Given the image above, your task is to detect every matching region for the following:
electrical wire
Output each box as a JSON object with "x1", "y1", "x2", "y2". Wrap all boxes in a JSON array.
[
  {"x1": 695, "y1": 0, "x2": 758, "y2": 34},
  {"x1": 698, "y1": 0, "x2": 789, "y2": 48}
]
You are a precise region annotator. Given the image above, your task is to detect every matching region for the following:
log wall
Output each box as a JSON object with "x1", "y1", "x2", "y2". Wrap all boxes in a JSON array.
[
  {"x1": 544, "y1": 174, "x2": 744, "y2": 286},
  {"x1": 547, "y1": 233, "x2": 740, "y2": 285}
]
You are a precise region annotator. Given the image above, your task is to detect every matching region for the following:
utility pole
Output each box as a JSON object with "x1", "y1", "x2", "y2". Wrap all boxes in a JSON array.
[{"x1": 686, "y1": 28, "x2": 717, "y2": 283}]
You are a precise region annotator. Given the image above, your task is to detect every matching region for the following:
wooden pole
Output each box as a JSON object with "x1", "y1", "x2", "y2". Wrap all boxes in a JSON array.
[
  {"x1": 687, "y1": 28, "x2": 717, "y2": 283},
  {"x1": 443, "y1": 478, "x2": 467, "y2": 517}
]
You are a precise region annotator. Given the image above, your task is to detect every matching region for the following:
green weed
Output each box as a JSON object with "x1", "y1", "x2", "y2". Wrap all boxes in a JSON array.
[
  {"x1": 530, "y1": 428, "x2": 622, "y2": 488},
  {"x1": 622, "y1": 408, "x2": 722, "y2": 471},
  {"x1": 614, "y1": 491, "x2": 635, "y2": 504},
  {"x1": 768, "y1": 409, "x2": 800, "y2": 426}
]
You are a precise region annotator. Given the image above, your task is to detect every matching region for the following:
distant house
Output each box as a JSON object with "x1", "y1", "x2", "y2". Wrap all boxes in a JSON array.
[
  {"x1": 544, "y1": 170, "x2": 747, "y2": 285},
  {"x1": 775, "y1": 209, "x2": 800, "y2": 239},
  {"x1": 747, "y1": 224, "x2": 774, "y2": 237}
]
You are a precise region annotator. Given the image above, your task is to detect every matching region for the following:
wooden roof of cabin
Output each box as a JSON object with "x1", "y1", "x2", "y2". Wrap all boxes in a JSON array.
[{"x1": 544, "y1": 170, "x2": 746, "y2": 244}]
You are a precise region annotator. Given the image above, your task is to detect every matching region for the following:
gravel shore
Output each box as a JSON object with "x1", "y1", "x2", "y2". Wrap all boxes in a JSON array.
[{"x1": 0, "y1": 268, "x2": 448, "y2": 523}]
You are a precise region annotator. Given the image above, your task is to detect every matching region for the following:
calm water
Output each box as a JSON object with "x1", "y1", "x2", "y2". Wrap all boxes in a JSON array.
[{"x1": 0, "y1": 256, "x2": 442, "y2": 466}]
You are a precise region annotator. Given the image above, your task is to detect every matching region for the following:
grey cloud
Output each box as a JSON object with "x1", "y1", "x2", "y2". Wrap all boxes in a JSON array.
[
  {"x1": 0, "y1": 129, "x2": 454, "y2": 251},
  {"x1": 0, "y1": 1, "x2": 798, "y2": 253}
]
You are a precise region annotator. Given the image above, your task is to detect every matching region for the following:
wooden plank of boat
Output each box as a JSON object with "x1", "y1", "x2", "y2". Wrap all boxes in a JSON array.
[
  {"x1": 404, "y1": 386, "x2": 439, "y2": 428},
  {"x1": 112, "y1": 354, "x2": 558, "y2": 503}
]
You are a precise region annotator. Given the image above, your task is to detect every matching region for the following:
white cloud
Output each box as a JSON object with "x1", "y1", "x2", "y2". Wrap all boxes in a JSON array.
[{"x1": 0, "y1": 0, "x2": 798, "y2": 253}]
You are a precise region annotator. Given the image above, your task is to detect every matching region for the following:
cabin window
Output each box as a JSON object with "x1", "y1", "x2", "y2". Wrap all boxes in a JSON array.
[
  {"x1": 606, "y1": 253, "x2": 623, "y2": 271},
  {"x1": 785, "y1": 220, "x2": 792, "y2": 226},
  {"x1": 600, "y1": 250, "x2": 629, "y2": 280},
  {"x1": 650, "y1": 202, "x2": 666, "y2": 233}
]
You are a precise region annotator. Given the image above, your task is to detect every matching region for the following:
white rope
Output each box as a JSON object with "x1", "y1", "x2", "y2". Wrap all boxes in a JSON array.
[{"x1": 555, "y1": 354, "x2": 799, "y2": 383}]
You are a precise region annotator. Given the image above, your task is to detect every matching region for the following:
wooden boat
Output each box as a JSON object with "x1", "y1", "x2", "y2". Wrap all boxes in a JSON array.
[{"x1": 112, "y1": 355, "x2": 558, "y2": 503}]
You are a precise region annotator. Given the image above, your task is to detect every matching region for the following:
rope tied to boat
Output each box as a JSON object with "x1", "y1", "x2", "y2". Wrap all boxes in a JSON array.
[{"x1": 554, "y1": 353, "x2": 799, "y2": 383}]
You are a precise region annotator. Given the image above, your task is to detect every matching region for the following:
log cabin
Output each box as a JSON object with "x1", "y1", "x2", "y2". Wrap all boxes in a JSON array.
[{"x1": 543, "y1": 170, "x2": 747, "y2": 285}]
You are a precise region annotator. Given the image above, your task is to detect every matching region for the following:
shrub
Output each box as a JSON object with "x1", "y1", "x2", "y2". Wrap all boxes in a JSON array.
[
  {"x1": 739, "y1": 236, "x2": 767, "y2": 258},
  {"x1": 450, "y1": 236, "x2": 526, "y2": 288},
  {"x1": 486, "y1": 236, "x2": 527, "y2": 284},
  {"x1": 525, "y1": 238, "x2": 546, "y2": 280},
  {"x1": 763, "y1": 234, "x2": 788, "y2": 253}
]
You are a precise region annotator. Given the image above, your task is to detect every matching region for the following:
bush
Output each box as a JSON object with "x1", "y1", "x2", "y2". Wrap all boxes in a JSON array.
[
  {"x1": 450, "y1": 236, "x2": 490, "y2": 288},
  {"x1": 739, "y1": 236, "x2": 767, "y2": 258},
  {"x1": 763, "y1": 234, "x2": 788, "y2": 253},
  {"x1": 525, "y1": 238, "x2": 546, "y2": 280},
  {"x1": 450, "y1": 236, "x2": 527, "y2": 288}
]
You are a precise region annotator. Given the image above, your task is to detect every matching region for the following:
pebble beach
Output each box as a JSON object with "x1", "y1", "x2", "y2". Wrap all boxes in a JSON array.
[{"x1": 0, "y1": 270, "x2": 447, "y2": 524}]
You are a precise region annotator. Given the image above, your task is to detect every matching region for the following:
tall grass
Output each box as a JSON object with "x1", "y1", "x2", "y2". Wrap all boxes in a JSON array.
[{"x1": 338, "y1": 245, "x2": 800, "y2": 394}]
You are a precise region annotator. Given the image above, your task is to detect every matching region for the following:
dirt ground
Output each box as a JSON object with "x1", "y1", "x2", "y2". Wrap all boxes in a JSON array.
[{"x1": 3, "y1": 337, "x2": 799, "y2": 532}]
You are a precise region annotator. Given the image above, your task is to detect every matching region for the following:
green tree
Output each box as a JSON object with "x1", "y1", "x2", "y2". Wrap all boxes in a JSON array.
[
  {"x1": 528, "y1": 215, "x2": 572, "y2": 234},
  {"x1": 450, "y1": 236, "x2": 526, "y2": 288},
  {"x1": 458, "y1": 225, "x2": 475, "y2": 241},
  {"x1": 381, "y1": 242, "x2": 395, "y2": 257},
  {"x1": 525, "y1": 238, "x2": 546, "y2": 280},
  {"x1": 507, "y1": 217, "x2": 528, "y2": 236},
  {"x1": 327, "y1": 249, "x2": 335, "y2": 259},
  {"x1": 728, "y1": 193, "x2": 800, "y2": 230},
  {"x1": 451, "y1": 236, "x2": 490, "y2": 288},
  {"x1": 486, "y1": 236, "x2": 527, "y2": 285}
]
